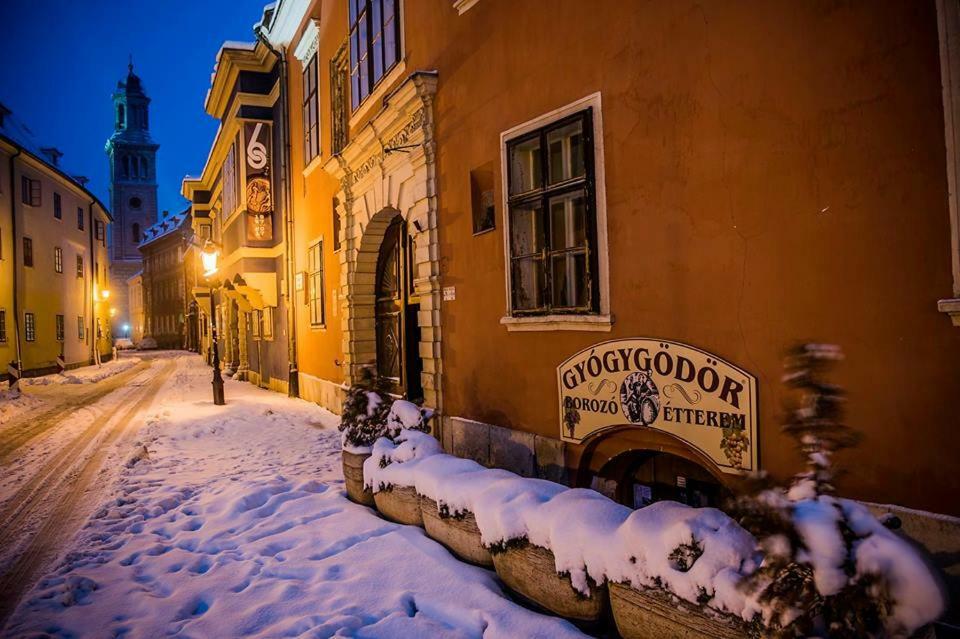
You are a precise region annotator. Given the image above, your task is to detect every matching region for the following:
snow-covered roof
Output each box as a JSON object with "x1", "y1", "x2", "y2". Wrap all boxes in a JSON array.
[
  {"x1": 138, "y1": 208, "x2": 192, "y2": 250},
  {"x1": 0, "y1": 102, "x2": 111, "y2": 218}
]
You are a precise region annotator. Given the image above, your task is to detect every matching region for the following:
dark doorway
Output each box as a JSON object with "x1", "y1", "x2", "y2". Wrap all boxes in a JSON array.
[
  {"x1": 375, "y1": 216, "x2": 423, "y2": 401},
  {"x1": 594, "y1": 450, "x2": 729, "y2": 510}
]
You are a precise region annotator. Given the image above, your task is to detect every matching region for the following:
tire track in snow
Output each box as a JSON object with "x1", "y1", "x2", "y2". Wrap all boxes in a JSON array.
[
  {"x1": 0, "y1": 358, "x2": 178, "y2": 629},
  {"x1": 0, "y1": 360, "x2": 152, "y2": 464},
  {"x1": 0, "y1": 363, "x2": 160, "y2": 531}
]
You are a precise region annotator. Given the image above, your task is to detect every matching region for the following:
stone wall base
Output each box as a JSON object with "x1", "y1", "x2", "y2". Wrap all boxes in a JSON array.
[
  {"x1": 298, "y1": 372, "x2": 344, "y2": 414},
  {"x1": 441, "y1": 415, "x2": 569, "y2": 485}
]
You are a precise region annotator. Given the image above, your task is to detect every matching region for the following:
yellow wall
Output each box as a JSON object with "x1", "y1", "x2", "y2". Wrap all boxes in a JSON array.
[{"x1": 1, "y1": 142, "x2": 112, "y2": 375}]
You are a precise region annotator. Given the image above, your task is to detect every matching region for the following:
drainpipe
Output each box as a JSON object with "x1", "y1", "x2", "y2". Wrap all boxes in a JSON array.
[
  {"x1": 7, "y1": 148, "x2": 23, "y2": 388},
  {"x1": 255, "y1": 25, "x2": 299, "y2": 398}
]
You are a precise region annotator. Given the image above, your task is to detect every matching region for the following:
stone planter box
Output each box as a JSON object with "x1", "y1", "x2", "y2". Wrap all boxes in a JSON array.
[
  {"x1": 420, "y1": 497, "x2": 493, "y2": 567},
  {"x1": 373, "y1": 485, "x2": 423, "y2": 526},
  {"x1": 491, "y1": 541, "x2": 607, "y2": 622},
  {"x1": 609, "y1": 582, "x2": 748, "y2": 639},
  {"x1": 342, "y1": 450, "x2": 375, "y2": 507}
]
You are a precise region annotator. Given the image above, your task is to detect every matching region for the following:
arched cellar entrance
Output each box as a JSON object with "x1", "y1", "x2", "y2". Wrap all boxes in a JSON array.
[
  {"x1": 374, "y1": 216, "x2": 423, "y2": 400},
  {"x1": 594, "y1": 450, "x2": 731, "y2": 509},
  {"x1": 572, "y1": 426, "x2": 736, "y2": 510}
]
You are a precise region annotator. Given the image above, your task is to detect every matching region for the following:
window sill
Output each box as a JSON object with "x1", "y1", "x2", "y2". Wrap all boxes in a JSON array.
[
  {"x1": 938, "y1": 297, "x2": 960, "y2": 326},
  {"x1": 310, "y1": 323, "x2": 326, "y2": 331},
  {"x1": 302, "y1": 154, "x2": 324, "y2": 178},
  {"x1": 348, "y1": 60, "x2": 407, "y2": 130},
  {"x1": 500, "y1": 314, "x2": 613, "y2": 332}
]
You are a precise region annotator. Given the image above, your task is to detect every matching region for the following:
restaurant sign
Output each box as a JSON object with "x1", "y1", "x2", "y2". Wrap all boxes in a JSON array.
[
  {"x1": 557, "y1": 339, "x2": 758, "y2": 473},
  {"x1": 243, "y1": 121, "x2": 274, "y2": 241}
]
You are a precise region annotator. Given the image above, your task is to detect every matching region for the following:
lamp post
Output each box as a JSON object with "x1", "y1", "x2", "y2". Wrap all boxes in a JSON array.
[{"x1": 201, "y1": 241, "x2": 225, "y2": 406}]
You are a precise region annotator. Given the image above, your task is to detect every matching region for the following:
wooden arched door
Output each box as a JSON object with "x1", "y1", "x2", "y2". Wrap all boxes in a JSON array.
[{"x1": 375, "y1": 217, "x2": 423, "y2": 400}]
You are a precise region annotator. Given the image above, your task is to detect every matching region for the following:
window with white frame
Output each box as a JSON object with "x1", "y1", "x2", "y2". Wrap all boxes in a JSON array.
[
  {"x1": 56, "y1": 314, "x2": 64, "y2": 341},
  {"x1": 78, "y1": 315, "x2": 84, "y2": 339},
  {"x1": 54, "y1": 246, "x2": 63, "y2": 273},
  {"x1": 500, "y1": 93, "x2": 610, "y2": 330}
]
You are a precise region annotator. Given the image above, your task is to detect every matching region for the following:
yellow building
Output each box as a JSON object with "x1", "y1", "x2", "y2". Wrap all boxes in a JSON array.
[{"x1": 0, "y1": 103, "x2": 113, "y2": 381}]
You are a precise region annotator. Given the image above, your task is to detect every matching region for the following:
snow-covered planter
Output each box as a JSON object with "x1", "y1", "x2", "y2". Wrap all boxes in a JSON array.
[
  {"x1": 364, "y1": 429, "x2": 442, "y2": 527},
  {"x1": 341, "y1": 449, "x2": 375, "y2": 507},
  {"x1": 476, "y1": 480, "x2": 612, "y2": 621},
  {"x1": 420, "y1": 497, "x2": 491, "y2": 566},
  {"x1": 492, "y1": 541, "x2": 609, "y2": 622},
  {"x1": 414, "y1": 455, "x2": 515, "y2": 567},
  {"x1": 604, "y1": 501, "x2": 759, "y2": 639},
  {"x1": 609, "y1": 583, "x2": 749, "y2": 639},
  {"x1": 338, "y1": 373, "x2": 391, "y2": 505}
]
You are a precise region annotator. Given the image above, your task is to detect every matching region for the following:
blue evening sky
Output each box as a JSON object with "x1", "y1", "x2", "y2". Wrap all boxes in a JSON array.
[{"x1": 0, "y1": 0, "x2": 269, "y2": 217}]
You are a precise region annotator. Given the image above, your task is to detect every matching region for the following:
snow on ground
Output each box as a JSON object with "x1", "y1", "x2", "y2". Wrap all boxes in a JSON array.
[
  {"x1": 5, "y1": 355, "x2": 586, "y2": 639},
  {"x1": 22, "y1": 356, "x2": 141, "y2": 387},
  {"x1": 0, "y1": 389, "x2": 45, "y2": 426}
]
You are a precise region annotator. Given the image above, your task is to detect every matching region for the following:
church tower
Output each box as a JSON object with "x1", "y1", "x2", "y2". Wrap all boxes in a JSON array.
[{"x1": 105, "y1": 61, "x2": 159, "y2": 338}]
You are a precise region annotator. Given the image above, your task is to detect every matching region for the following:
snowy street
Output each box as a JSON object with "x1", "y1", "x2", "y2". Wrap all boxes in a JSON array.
[{"x1": 0, "y1": 354, "x2": 587, "y2": 638}]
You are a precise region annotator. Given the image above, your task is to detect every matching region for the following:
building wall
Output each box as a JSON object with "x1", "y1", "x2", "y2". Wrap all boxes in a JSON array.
[
  {"x1": 395, "y1": 0, "x2": 960, "y2": 516},
  {"x1": 284, "y1": 0, "x2": 346, "y2": 412},
  {"x1": 141, "y1": 235, "x2": 187, "y2": 349},
  {"x1": 128, "y1": 272, "x2": 143, "y2": 344},
  {"x1": 0, "y1": 146, "x2": 15, "y2": 374},
  {"x1": 0, "y1": 144, "x2": 112, "y2": 375}
]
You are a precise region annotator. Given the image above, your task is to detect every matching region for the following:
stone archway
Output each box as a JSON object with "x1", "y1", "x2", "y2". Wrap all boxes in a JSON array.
[{"x1": 328, "y1": 72, "x2": 442, "y2": 412}]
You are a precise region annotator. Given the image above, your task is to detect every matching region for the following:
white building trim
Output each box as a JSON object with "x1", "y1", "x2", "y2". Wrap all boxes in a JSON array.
[{"x1": 498, "y1": 92, "x2": 612, "y2": 332}]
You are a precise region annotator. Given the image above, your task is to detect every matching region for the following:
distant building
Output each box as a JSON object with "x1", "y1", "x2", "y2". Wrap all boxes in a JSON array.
[
  {"x1": 138, "y1": 209, "x2": 191, "y2": 349},
  {"x1": 0, "y1": 102, "x2": 113, "y2": 379},
  {"x1": 127, "y1": 271, "x2": 143, "y2": 345},
  {"x1": 105, "y1": 62, "x2": 159, "y2": 340}
]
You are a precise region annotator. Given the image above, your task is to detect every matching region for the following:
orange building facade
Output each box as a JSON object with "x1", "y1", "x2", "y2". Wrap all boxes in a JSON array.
[{"x1": 186, "y1": 0, "x2": 960, "y2": 534}]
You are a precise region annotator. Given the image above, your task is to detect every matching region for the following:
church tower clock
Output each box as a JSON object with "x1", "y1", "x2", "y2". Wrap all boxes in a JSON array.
[{"x1": 105, "y1": 61, "x2": 160, "y2": 339}]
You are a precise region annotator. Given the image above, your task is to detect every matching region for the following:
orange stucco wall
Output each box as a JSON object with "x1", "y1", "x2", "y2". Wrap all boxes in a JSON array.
[
  {"x1": 284, "y1": 0, "x2": 347, "y2": 398},
  {"x1": 413, "y1": 0, "x2": 959, "y2": 514},
  {"x1": 289, "y1": 0, "x2": 959, "y2": 515}
]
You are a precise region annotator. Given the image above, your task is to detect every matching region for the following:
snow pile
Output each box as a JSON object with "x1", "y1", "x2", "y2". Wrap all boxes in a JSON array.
[
  {"x1": 385, "y1": 399, "x2": 432, "y2": 438},
  {"x1": 414, "y1": 456, "x2": 515, "y2": 517},
  {"x1": 525, "y1": 489, "x2": 633, "y2": 594},
  {"x1": 610, "y1": 501, "x2": 758, "y2": 614},
  {"x1": 842, "y1": 499, "x2": 944, "y2": 635},
  {"x1": 22, "y1": 357, "x2": 140, "y2": 386},
  {"x1": 364, "y1": 429, "x2": 443, "y2": 492},
  {"x1": 0, "y1": 388, "x2": 44, "y2": 425}
]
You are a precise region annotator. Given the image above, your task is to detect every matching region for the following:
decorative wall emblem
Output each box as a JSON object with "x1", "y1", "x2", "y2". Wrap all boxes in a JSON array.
[
  {"x1": 243, "y1": 122, "x2": 273, "y2": 241},
  {"x1": 557, "y1": 338, "x2": 759, "y2": 473}
]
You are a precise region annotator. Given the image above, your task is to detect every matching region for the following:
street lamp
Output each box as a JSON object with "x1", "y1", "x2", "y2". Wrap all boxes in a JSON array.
[
  {"x1": 92, "y1": 287, "x2": 111, "y2": 366},
  {"x1": 201, "y1": 241, "x2": 225, "y2": 406}
]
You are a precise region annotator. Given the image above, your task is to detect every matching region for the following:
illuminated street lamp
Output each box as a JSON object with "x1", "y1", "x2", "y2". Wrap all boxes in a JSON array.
[{"x1": 202, "y1": 241, "x2": 225, "y2": 406}]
